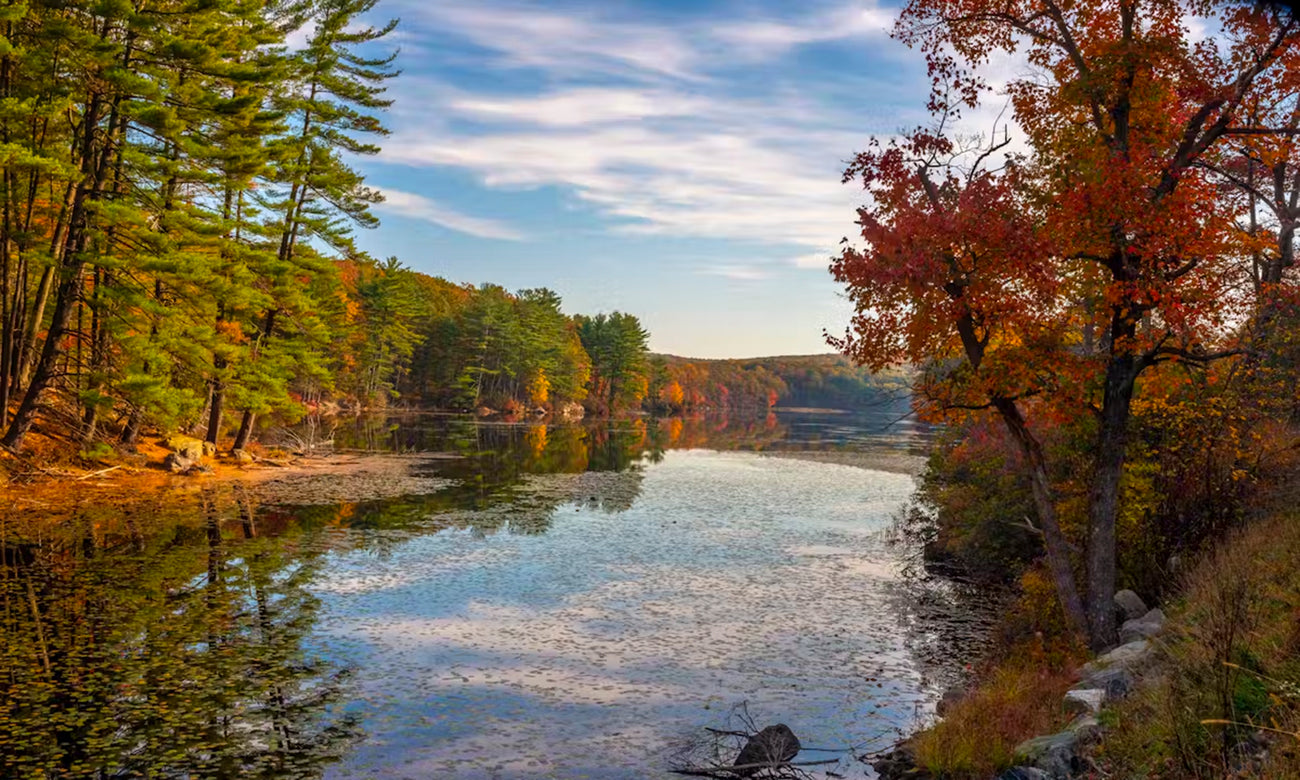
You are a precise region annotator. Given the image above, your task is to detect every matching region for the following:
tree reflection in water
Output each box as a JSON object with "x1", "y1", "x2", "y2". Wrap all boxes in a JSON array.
[{"x1": 0, "y1": 494, "x2": 359, "y2": 778}]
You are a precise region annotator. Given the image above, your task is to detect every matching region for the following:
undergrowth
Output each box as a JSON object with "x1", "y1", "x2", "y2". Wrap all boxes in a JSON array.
[
  {"x1": 1093, "y1": 510, "x2": 1300, "y2": 779},
  {"x1": 911, "y1": 636, "x2": 1086, "y2": 779}
]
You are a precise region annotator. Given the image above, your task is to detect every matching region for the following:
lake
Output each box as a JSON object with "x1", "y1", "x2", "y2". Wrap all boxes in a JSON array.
[{"x1": 0, "y1": 411, "x2": 992, "y2": 779}]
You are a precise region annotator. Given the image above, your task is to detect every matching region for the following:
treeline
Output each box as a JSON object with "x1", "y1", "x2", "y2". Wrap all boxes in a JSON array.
[
  {"x1": 335, "y1": 262, "x2": 908, "y2": 418},
  {"x1": 332, "y1": 261, "x2": 651, "y2": 416},
  {"x1": 647, "y1": 354, "x2": 910, "y2": 413}
]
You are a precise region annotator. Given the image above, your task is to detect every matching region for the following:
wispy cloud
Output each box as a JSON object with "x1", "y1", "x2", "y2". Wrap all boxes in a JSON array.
[
  {"x1": 378, "y1": 1, "x2": 911, "y2": 268},
  {"x1": 698, "y1": 264, "x2": 774, "y2": 281},
  {"x1": 377, "y1": 189, "x2": 525, "y2": 241}
]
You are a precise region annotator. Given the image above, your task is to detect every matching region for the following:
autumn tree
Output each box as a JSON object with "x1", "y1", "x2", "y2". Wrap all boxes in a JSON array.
[{"x1": 833, "y1": 0, "x2": 1300, "y2": 646}]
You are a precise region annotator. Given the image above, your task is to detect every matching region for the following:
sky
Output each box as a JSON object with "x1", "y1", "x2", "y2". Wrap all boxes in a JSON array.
[{"x1": 350, "y1": 0, "x2": 940, "y2": 359}]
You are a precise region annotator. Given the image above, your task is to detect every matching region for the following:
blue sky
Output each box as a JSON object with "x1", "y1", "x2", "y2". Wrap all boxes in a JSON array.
[{"x1": 350, "y1": 0, "x2": 936, "y2": 358}]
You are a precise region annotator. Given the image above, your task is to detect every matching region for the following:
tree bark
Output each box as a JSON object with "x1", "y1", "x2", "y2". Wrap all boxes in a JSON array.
[
  {"x1": 1084, "y1": 349, "x2": 1139, "y2": 649},
  {"x1": 993, "y1": 397, "x2": 1090, "y2": 639}
]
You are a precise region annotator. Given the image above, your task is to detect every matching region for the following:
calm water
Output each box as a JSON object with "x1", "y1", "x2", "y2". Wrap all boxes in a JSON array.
[{"x1": 1, "y1": 411, "x2": 989, "y2": 779}]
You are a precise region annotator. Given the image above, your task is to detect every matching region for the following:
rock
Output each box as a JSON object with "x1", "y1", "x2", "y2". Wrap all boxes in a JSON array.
[
  {"x1": 872, "y1": 745, "x2": 920, "y2": 780},
  {"x1": 1063, "y1": 688, "x2": 1106, "y2": 715},
  {"x1": 182, "y1": 463, "x2": 214, "y2": 477},
  {"x1": 1066, "y1": 714, "x2": 1103, "y2": 743},
  {"x1": 1000, "y1": 768, "x2": 1050, "y2": 780},
  {"x1": 1120, "y1": 607, "x2": 1166, "y2": 643},
  {"x1": 1014, "y1": 731, "x2": 1078, "y2": 778},
  {"x1": 165, "y1": 434, "x2": 206, "y2": 462},
  {"x1": 733, "y1": 724, "x2": 800, "y2": 776},
  {"x1": 201, "y1": 440, "x2": 217, "y2": 457},
  {"x1": 556, "y1": 401, "x2": 585, "y2": 420},
  {"x1": 936, "y1": 686, "x2": 965, "y2": 716},
  {"x1": 1077, "y1": 665, "x2": 1134, "y2": 699},
  {"x1": 163, "y1": 452, "x2": 194, "y2": 474},
  {"x1": 232, "y1": 448, "x2": 254, "y2": 464},
  {"x1": 1114, "y1": 589, "x2": 1149, "y2": 623},
  {"x1": 1080, "y1": 639, "x2": 1153, "y2": 680}
]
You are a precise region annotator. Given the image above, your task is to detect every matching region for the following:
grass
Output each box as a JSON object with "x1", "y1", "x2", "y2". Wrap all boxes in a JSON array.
[
  {"x1": 911, "y1": 640, "x2": 1085, "y2": 779},
  {"x1": 1093, "y1": 509, "x2": 1300, "y2": 779}
]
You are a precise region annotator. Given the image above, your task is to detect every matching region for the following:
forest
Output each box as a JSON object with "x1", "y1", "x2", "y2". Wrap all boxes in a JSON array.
[{"x1": 0, "y1": 0, "x2": 905, "y2": 462}]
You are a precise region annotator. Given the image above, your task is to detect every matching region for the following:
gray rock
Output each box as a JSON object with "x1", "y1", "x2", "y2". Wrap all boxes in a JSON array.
[
  {"x1": 1014, "y1": 731, "x2": 1078, "y2": 778},
  {"x1": 232, "y1": 448, "x2": 254, "y2": 464},
  {"x1": 1000, "y1": 767, "x2": 1050, "y2": 780},
  {"x1": 1064, "y1": 688, "x2": 1105, "y2": 715},
  {"x1": 1066, "y1": 714, "x2": 1103, "y2": 743},
  {"x1": 1120, "y1": 608, "x2": 1166, "y2": 643},
  {"x1": 182, "y1": 463, "x2": 214, "y2": 476},
  {"x1": 163, "y1": 452, "x2": 194, "y2": 473},
  {"x1": 733, "y1": 724, "x2": 800, "y2": 777},
  {"x1": 1077, "y1": 665, "x2": 1134, "y2": 699},
  {"x1": 1081, "y1": 639, "x2": 1153, "y2": 679},
  {"x1": 1114, "y1": 589, "x2": 1149, "y2": 623},
  {"x1": 201, "y1": 440, "x2": 217, "y2": 457}
]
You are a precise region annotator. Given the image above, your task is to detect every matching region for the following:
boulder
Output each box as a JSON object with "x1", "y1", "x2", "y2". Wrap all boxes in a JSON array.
[
  {"x1": 201, "y1": 440, "x2": 217, "y2": 458},
  {"x1": 165, "y1": 434, "x2": 206, "y2": 462},
  {"x1": 232, "y1": 448, "x2": 254, "y2": 464},
  {"x1": 1120, "y1": 608, "x2": 1166, "y2": 643},
  {"x1": 1066, "y1": 714, "x2": 1103, "y2": 743},
  {"x1": 163, "y1": 452, "x2": 194, "y2": 474},
  {"x1": 1080, "y1": 639, "x2": 1153, "y2": 680},
  {"x1": 1063, "y1": 688, "x2": 1105, "y2": 715},
  {"x1": 1114, "y1": 589, "x2": 1149, "y2": 623},
  {"x1": 733, "y1": 724, "x2": 800, "y2": 777},
  {"x1": 182, "y1": 463, "x2": 214, "y2": 477},
  {"x1": 1077, "y1": 664, "x2": 1134, "y2": 700},
  {"x1": 1014, "y1": 731, "x2": 1079, "y2": 778}
]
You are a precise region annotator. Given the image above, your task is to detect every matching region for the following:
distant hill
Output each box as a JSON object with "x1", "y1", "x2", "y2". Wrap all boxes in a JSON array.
[{"x1": 646, "y1": 353, "x2": 912, "y2": 413}]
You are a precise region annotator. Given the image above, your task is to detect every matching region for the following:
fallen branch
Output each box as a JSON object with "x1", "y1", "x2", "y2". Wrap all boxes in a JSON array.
[
  {"x1": 670, "y1": 758, "x2": 840, "y2": 778},
  {"x1": 76, "y1": 465, "x2": 123, "y2": 480}
]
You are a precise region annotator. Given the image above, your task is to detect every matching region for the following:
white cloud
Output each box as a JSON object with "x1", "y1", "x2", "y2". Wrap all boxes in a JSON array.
[
  {"x1": 715, "y1": 4, "x2": 893, "y2": 55},
  {"x1": 396, "y1": 1, "x2": 704, "y2": 81},
  {"x1": 377, "y1": 1, "x2": 912, "y2": 267},
  {"x1": 792, "y1": 251, "x2": 835, "y2": 269},
  {"x1": 698, "y1": 264, "x2": 773, "y2": 281},
  {"x1": 377, "y1": 189, "x2": 525, "y2": 241}
]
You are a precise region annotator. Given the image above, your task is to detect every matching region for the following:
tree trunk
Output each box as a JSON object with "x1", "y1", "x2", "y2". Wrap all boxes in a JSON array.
[
  {"x1": 1085, "y1": 351, "x2": 1139, "y2": 650},
  {"x1": 993, "y1": 397, "x2": 1090, "y2": 639},
  {"x1": 206, "y1": 360, "x2": 225, "y2": 447}
]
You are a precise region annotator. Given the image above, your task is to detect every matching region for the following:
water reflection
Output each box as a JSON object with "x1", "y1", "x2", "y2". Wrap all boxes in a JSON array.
[
  {"x1": 0, "y1": 497, "x2": 358, "y2": 778},
  {"x1": 1, "y1": 409, "x2": 948, "y2": 779}
]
